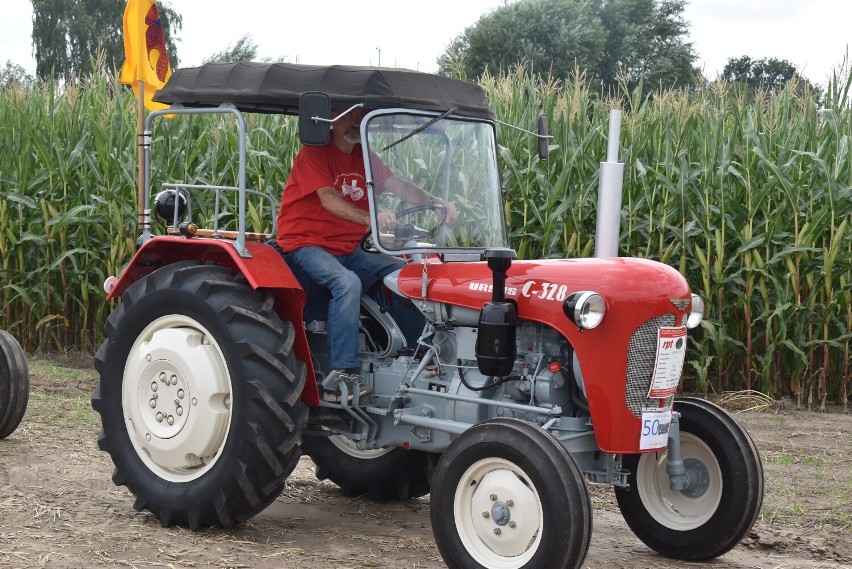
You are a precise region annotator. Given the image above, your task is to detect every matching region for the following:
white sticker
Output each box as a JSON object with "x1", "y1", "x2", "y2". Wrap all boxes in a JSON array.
[
  {"x1": 647, "y1": 327, "x2": 687, "y2": 399},
  {"x1": 639, "y1": 409, "x2": 672, "y2": 450}
]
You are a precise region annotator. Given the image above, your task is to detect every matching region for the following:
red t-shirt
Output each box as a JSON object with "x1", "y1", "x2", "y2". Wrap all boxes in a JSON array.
[{"x1": 276, "y1": 141, "x2": 391, "y2": 255}]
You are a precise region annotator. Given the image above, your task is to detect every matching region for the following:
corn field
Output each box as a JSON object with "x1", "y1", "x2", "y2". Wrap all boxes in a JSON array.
[{"x1": 0, "y1": 65, "x2": 849, "y2": 406}]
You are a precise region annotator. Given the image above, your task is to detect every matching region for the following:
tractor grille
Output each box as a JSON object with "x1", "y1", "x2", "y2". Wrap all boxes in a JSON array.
[{"x1": 624, "y1": 314, "x2": 678, "y2": 417}]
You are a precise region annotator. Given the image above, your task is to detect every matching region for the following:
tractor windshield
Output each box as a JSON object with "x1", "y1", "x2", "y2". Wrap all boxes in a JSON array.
[{"x1": 363, "y1": 110, "x2": 508, "y2": 256}]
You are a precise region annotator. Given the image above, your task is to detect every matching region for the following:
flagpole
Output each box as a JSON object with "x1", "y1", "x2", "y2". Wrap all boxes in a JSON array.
[
  {"x1": 122, "y1": 0, "x2": 169, "y2": 247},
  {"x1": 137, "y1": 79, "x2": 147, "y2": 244}
]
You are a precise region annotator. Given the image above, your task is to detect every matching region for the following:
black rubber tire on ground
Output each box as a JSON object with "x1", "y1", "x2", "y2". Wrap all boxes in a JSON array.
[
  {"x1": 0, "y1": 329, "x2": 29, "y2": 439},
  {"x1": 430, "y1": 418, "x2": 592, "y2": 569},
  {"x1": 92, "y1": 261, "x2": 308, "y2": 529},
  {"x1": 301, "y1": 431, "x2": 434, "y2": 500},
  {"x1": 614, "y1": 397, "x2": 764, "y2": 560}
]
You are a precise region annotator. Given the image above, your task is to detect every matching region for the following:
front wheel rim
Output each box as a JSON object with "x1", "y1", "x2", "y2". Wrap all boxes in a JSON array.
[
  {"x1": 122, "y1": 315, "x2": 232, "y2": 482},
  {"x1": 453, "y1": 457, "x2": 543, "y2": 568},
  {"x1": 636, "y1": 433, "x2": 723, "y2": 530}
]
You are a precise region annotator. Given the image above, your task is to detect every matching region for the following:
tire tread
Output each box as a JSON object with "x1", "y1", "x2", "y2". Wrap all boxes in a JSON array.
[{"x1": 92, "y1": 261, "x2": 308, "y2": 529}]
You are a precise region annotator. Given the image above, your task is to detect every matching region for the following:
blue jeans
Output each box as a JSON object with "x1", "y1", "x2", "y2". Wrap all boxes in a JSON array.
[{"x1": 284, "y1": 246, "x2": 405, "y2": 370}]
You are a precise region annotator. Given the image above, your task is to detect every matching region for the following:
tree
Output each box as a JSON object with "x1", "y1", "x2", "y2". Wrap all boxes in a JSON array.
[
  {"x1": 438, "y1": 0, "x2": 605, "y2": 82},
  {"x1": 0, "y1": 60, "x2": 33, "y2": 88},
  {"x1": 30, "y1": 0, "x2": 182, "y2": 82},
  {"x1": 598, "y1": 0, "x2": 697, "y2": 92},
  {"x1": 203, "y1": 34, "x2": 258, "y2": 63},
  {"x1": 203, "y1": 34, "x2": 291, "y2": 65},
  {"x1": 438, "y1": 0, "x2": 699, "y2": 94},
  {"x1": 720, "y1": 56, "x2": 819, "y2": 94}
]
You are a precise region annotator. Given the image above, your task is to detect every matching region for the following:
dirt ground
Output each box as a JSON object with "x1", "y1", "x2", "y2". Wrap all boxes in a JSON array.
[{"x1": 0, "y1": 355, "x2": 849, "y2": 569}]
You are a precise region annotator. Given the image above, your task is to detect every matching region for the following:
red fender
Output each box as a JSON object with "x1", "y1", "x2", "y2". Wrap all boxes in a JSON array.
[{"x1": 105, "y1": 236, "x2": 319, "y2": 406}]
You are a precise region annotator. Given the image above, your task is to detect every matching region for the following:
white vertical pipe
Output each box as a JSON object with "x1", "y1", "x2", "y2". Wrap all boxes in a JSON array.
[{"x1": 594, "y1": 109, "x2": 625, "y2": 258}]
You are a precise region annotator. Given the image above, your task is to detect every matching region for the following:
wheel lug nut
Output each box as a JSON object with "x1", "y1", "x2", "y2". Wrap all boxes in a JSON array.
[
  {"x1": 176, "y1": 406, "x2": 183, "y2": 416},
  {"x1": 170, "y1": 375, "x2": 178, "y2": 385},
  {"x1": 490, "y1": 494, "x2": 497, "y2": 501},
  {"x1": 167, "y1": 415, "x2": 174, "y2": 426},
  {"x1": 509, "y1": 521, "x2": 517, "y2": 529},
  {"x1": 159, "y1": 372, "x2": 166, "y2": 382},
  {"x1": 149, "y1": 399, "x2": 157, "y2": 409},
  {"x1": 177, "y1": 389, "x2": 184, "y2": 399},
  {"x1": 493, "y1": 528, "x2": 501, "y2": 535},
  {"x1": 506, "y1": 499, "x2": 513, "y2": 507},
  {"x1": 482, "y1": 511, "x2": 489, "y2": 518},
  {"x1": 151, "y1": 382, "x2": 158, "y2": 392},
  {"x1": 156, "y1": 411, "x2": 164, "y2": 422}
]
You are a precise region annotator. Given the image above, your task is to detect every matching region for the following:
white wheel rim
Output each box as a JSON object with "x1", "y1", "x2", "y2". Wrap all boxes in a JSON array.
[
  {"x1": 636, "y1": 433, "x2": 723, "y2": 530},
  {"x1": 453, "y1": 457, "x2": 543, "y2": 568},
  {"x1": 327, "y1": 433, "x2": 394, "y2": 459},
  {"x1": 122, "y1": 315, "x2": 232, "y2": 482}
]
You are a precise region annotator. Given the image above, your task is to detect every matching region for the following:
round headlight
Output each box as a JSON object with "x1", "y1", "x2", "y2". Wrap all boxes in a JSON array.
[
  {"x1": 563, "y1": 291, "x2": 606, "y2": 330},
  {"x1": 154, "y1": 190, "x2": 187, "y2": 224},
  {"x1": 687, "y1": 293, "x2": 704, "y2": 329}
]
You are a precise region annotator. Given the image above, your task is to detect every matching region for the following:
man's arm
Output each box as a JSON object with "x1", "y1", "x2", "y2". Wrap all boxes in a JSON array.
[
  {"x1": 316, "y1": 186, "x2": 407, "y2": 231},
  {"x1": 316, "y1": 187, "x2": 370, "y2": 225},
  {"x1": 317, "y1": 176, "x2": 457, "y2": 231}
]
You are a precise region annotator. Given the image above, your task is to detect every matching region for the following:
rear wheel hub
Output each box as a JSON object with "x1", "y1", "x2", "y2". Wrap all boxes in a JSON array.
[{"x1": 123, "y1": 316, "x2": 232, "y2": 481}]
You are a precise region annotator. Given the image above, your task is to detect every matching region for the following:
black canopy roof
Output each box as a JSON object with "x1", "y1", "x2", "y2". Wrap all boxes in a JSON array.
[{"x1": 152, "y1": 62, "x2": 493, "y2": 119}]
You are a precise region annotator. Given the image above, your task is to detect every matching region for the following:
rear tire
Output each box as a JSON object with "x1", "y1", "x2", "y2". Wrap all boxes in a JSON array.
[
  {"x1": 430, "y1": 418, "x2": 592, "y2": 569},
  {"x1": 0, "y1": 330, "x2": 29, "y2": 439},
  {"x1": 615, "y1": 397, "x2": 764, "y2": 560},
  {"x1": 92, "y1": 262, "x2": 308, "y2": 528},
  {"x1": 301, "y1": 431, "x2": 433, "y2": 500}
]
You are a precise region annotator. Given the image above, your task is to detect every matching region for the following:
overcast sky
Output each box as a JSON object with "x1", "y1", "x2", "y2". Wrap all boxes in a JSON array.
[{"x1": 1, "y1": 0, "x2": 849, "y2": 87}]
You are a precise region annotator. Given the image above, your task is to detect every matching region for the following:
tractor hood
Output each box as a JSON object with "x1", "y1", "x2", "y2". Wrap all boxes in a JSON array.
[{"x1": 397, "y1": 256, "x2": 693, "y2": 336}]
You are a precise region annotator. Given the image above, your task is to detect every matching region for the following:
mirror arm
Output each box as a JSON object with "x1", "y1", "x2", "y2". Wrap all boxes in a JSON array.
[{"x1": 311, "y1": 103, "x2": 365, "y2": 124}]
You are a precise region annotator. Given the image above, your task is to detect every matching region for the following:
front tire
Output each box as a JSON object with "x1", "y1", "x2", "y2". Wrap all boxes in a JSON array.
[
  {"x1": 92, "y1": 262, "x2": 308, "y2": 528},
  {"x1": 430, "y1": 418, "x2": 592, "y2": 569},
  {"x1": 301, "y1": 431, "x2": 434, "y2": 500},
  {"x1": 0, "y1": 330, "x2": 29, "y2": 439},
  {"x1": 614, "y1": 397, "x2": 764, "y2": 560}
]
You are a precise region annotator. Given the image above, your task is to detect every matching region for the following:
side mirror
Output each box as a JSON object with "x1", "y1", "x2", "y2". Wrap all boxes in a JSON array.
[
  {"x1": 299, "y1": 91, "x2": 331, "y2": 146},
  {"x1": 538, "y1": 113, "x2": 549, "y2": 160}
]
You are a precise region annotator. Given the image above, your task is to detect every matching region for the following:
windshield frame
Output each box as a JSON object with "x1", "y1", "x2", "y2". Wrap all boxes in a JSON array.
[{"x1": 360, "y1": 108, "x2": 507, "y2": 257}]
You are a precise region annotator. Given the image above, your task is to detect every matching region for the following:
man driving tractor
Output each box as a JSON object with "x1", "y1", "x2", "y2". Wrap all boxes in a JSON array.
[{"x1": 272, "y1": 105, "x2": 456, "y2": 402}]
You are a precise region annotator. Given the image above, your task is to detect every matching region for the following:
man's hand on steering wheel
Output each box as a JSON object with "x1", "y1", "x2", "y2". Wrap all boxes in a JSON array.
[
  {"x1": 430, "y1": 198, "x2": 457, "y2": 225},
  {"x1": 377, "y1": 209, "x2": 398, "y2": 231},
  {"x1": 360, "y1": 201, "x2": 453, "y2": 253}
]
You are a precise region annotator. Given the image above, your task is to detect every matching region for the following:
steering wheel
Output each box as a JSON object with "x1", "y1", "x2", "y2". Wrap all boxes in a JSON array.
[{"x1": 360, "y1": 203, "x2": 448, "y2": 253}]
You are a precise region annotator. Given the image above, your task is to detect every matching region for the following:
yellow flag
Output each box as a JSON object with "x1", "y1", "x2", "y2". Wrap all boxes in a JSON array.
[{"x1": 119, "y1": 0, "x2": 172, "y2": 111}]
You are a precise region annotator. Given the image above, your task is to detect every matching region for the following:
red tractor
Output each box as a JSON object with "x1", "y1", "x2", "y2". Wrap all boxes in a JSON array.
[{"x1": 92, "y1": 63, "x2": 763, "y2": 569}]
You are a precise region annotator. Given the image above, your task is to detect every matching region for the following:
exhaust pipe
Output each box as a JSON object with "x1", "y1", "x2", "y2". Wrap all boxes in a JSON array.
[{"x1": 594, "y1": 109, "x2": 625, "y2": 258}]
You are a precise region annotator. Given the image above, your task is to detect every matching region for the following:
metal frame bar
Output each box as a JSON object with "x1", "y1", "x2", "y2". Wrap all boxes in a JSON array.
[{"x1": 143, "y1": 104, "x2": 251, "y2": 258}]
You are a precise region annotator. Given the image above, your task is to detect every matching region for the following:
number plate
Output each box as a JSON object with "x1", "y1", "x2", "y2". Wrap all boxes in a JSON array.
[
  {"x1": 639, "y1": 409, "x2": 672, "y2": 450},
  {"x1": 647, "y1": 326, "x2": 687, "y2": 399}
]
